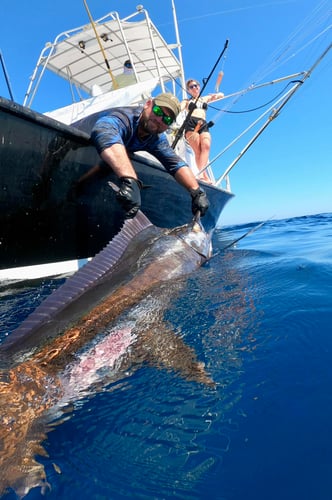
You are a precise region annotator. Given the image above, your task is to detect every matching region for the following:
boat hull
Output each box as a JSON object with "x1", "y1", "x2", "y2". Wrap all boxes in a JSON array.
[{"x1": 0, "y1": 97, "x2": 234, "y2": 272}]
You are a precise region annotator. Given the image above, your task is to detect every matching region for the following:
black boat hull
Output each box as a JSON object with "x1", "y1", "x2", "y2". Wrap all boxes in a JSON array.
[{"x1": 0, "y1": 97, "x2": 234, "y2": 270}]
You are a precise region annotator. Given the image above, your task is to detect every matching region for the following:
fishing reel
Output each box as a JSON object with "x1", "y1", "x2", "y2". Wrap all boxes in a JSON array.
[{"x1": 188, "y1": 101, "x2": 208, "y2": 111}]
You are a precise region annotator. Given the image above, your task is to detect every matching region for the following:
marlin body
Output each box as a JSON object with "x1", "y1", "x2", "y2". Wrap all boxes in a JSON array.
[{"x1": 0, "y1": 210, "x2": 213, "y2": 498}]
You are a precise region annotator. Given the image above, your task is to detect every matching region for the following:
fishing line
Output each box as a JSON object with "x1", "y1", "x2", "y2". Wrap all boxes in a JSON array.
[
  {"x1": 208, "y1": 0, "x2": 330, "y2": 128},
  {"x1": 163, "y1": 40, "x2": 228, "y2": 98},
  {"x1": 243, "y1": 0, "x2": 331, "y2": 85},
  {"x1": 152, "y1": 56, "x2": 187, "y2": 97},
  {"x1": 208, "y1": 81, "x2": 301, "y2": 114},
  {"x1": 220, "y1": 220, "x2": 268, "y2": 252},
  {"x1": 212, "y1": 219, "x2": 271, "y2": 257}
]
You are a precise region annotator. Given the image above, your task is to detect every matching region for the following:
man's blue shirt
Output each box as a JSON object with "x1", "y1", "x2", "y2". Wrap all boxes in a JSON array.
[{"x1": 75, "y1": 106, "x2": 187, "y2": 176}]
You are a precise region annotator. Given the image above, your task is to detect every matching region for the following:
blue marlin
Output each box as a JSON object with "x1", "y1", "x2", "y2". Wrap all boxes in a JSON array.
[{"x1": 0, "y1": 210, "x2": 213, "y2": 498}]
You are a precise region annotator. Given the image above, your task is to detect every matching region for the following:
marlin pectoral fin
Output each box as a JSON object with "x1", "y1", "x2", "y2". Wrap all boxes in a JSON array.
[{"x1": 137, "y1": 322, "x2": 215, "y2": 387}]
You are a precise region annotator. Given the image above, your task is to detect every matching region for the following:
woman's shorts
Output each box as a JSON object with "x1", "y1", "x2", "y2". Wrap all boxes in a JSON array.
[{"x1": 184, "y1": 117, "x2": 209, "y2": 134}]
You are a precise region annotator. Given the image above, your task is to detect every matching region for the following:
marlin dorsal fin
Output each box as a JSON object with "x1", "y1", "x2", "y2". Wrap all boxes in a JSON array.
[{"x1": 0, "y1": 212, "x2": 153, "y2": 355}]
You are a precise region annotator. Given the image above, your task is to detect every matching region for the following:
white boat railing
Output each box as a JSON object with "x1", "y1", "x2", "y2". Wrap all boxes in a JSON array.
[{"x1": 214, "y1": 42, "x2": 332, "y2": 187}]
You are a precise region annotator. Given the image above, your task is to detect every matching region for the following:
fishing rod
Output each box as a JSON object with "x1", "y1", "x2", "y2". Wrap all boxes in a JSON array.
[
  {"x1": 82, "y1": 0, "x2": 119, "y2": 89},
  {"x1": 171, "y1": 39, "x2": 229, "y2": 149}
]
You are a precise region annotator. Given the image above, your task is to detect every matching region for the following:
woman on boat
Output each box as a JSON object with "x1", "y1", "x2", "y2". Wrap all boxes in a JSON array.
[{"x1": 181, "y1": 79, "x2": 224, "y2": 183}]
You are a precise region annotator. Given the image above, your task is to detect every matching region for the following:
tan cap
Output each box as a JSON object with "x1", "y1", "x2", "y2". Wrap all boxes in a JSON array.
[{"x1": 154, "y1": 92, "x2": 181, "y2": 118}]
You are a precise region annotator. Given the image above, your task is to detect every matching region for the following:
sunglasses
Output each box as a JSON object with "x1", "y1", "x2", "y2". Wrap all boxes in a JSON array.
[
  {"x1": 188, "y1": 83, "x2": 199, "y2": 89},
  {"x1": 152, "y1": 104, "x2": 174, "y2": 126}
]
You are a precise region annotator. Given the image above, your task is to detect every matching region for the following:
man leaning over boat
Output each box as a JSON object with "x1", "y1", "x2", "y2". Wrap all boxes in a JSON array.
[{"x1": 74, "y1": 93, "x2": 209, "y2": 219}]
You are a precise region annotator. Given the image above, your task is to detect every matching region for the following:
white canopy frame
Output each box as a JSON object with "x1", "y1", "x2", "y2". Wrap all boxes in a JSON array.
[{"x1": 23, "y1": 6, "x2": 184, "y2": 108}]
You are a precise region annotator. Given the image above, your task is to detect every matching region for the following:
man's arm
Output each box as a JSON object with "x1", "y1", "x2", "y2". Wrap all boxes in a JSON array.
[
  {"x1": 175, "y1": 166, "x2": 209, "y2": 217},
  {"x1": 100, "y1": 144, "x2": 141, "y2": 219},
  {"x1": 100, "y1": 143, "x2": 137, "y2": 179},
  {"x1": 174, "y1": 165, "x2": 200, "y2": 191},
  {"x1": 150, "y1": 136, "x2": 210, "y2": 216}
]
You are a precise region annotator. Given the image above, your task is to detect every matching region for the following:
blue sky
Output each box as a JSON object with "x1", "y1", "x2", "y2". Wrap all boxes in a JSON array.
[{"x1": 1, "y1": 0, "x2": 331, "y2": 225}]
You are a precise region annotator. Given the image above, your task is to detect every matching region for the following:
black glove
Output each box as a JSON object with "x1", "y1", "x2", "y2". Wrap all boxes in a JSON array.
[
  {"x1": 189, "y1": 188, "x2": 209, "y2": 217},
  {"x1": 116, "y1": 177, "x2": 142, "y2": 219}
]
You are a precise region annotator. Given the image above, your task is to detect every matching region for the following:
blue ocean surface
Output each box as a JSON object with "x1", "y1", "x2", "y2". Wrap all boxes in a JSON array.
[{"x1": 1, "y1": 212, "x2": 332, "y2": 499}]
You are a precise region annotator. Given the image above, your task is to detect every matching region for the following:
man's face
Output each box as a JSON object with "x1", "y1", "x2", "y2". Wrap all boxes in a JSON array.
[{"x1": 139, "y1": 100, "x2": 173, "y2": 135}]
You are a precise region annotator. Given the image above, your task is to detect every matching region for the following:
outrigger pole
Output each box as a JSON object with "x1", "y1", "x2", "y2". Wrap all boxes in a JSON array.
[
  {"x1": 171, "y1": 39, "x2": 229, "y2": 149},
  {"x1": 215, "y1": 42, "x2": 332, "y2": 187},
  {"x1": 82, "y1": 0, "x2": 119, "y2": 89}
]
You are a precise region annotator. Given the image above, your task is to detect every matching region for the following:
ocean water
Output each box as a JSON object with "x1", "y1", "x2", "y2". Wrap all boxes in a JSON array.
[{"x1": 1, "y1": 212, "x2": 332, "y2": 500}]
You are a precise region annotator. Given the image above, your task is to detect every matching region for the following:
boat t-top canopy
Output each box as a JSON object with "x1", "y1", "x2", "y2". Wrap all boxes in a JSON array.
[{"x1": 24, "y1": 6, "x2": 184, "y2": 108}]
